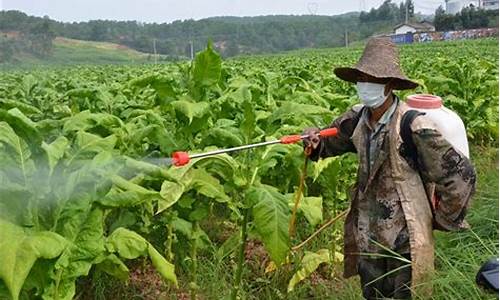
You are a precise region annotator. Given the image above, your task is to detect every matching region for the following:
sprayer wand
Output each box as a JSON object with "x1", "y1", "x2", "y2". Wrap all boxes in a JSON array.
[{"x1": 171, "y1": 128, "x2": 338, "y2": 167}]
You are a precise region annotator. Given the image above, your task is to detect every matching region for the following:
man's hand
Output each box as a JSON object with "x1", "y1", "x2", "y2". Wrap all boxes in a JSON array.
[{"x1": 302, "y1": 127, "x2": 321, "y2": 149}]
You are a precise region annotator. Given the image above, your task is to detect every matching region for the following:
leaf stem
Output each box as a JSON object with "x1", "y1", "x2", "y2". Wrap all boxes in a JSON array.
[
  {"x1": 231, "y1": 208, "x2": 250, "y2": 300},
  {"x1": 289, "y1": 156, "x2": 309, "y2": 237},
  {"x1": 190, "y1": 221, "x2": 199, "y2": 300},
  {"x1": 166, "y1": 223, "x2": 174, "y2": 262},
  {"x1": 54, "y1": 268, "x2": 63, "y2": 300}
]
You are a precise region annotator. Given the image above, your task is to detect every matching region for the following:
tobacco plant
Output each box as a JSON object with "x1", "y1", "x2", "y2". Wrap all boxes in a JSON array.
[{"x1": 0, "y1": 38, "x2": 497, "y2": 299}]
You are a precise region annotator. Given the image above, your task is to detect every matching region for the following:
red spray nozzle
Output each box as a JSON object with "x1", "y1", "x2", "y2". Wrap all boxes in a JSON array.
[{"x1": 172, "y1": 151, "x2": 190, "y2": 167}]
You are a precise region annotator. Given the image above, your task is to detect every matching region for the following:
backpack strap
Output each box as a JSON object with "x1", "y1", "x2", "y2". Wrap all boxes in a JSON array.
[
  {"x1": 352, "y1": 105, "x2": 366, "y2": 129},
  {"x1": 400, "y1": 110, "x2": 426, "y2": 168},
  {"x1": 399, "y1": 110, "x2": 441, "y2": 225}
]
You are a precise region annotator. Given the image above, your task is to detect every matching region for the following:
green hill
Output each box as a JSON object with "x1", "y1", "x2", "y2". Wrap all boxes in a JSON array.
[
  {"x1": 3, "y1": 36, "x2": 155, "y2": 67},
  {"x1": 49, "y1": 37, "x2": 150, "y2": 64}
]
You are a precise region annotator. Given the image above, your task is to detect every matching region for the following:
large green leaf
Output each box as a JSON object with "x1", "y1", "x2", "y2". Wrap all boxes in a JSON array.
[
  {"x1": 190, "y1": 153, "x2": 243, "y2": 187},
  {"x1": 99, "y1": 175, "x2": 161, "y2": 207},
  {"x1": 0, "y1": 99, "x2": 41, "y2": 115},
  {"x1": 171, "y1": 99, "x2": 210, "y2": 124},
  {"x1": 287, "y1": 249, "x2": 330, "y2": 292},
  {"x1": 189, "y1": 168, "x2": 230, "y2": 202},
  {"x1": 68, "y1": 131, "x2": 117, "y2": 163},
  {"x1": 96, "y1": 254, "x2": 129, "y2": 281},
  {"x1": 312, "y1": 156, "x2": 339, "y2": 181},
  {"x1": 107, "y1": 227, "x2": 148, "y2": 259},
  {"x1": 203, "y1": 127, "x2": 243, "y2": 148},
  {"x1": 0, "y1": 108, "x2": 40, "y2": 144},
  {"x1": 165, "y1": 152, "x2": 238, "y2": 188},
  {"x1": 124, "y1": 157, "x2": 171, "y2": 179},
  {"x1": 193, "y1": 41, "x2": 222, "y2": 88},
  {"x1": 240, "y1": 100, "x2": 256, "y2": 142},
  {"x1": 47, "y1": 208, "x2": 106, "y2": 300},
  {"x1": 0, "y1": 220, "x2": 67, "y2": 300},
  {"x1": 161, "y1": 165, "x2": 230, "y2": 208},
  {"x1": 158, "y1": 181, "x2": 184, "y2": 213},
  {"x1": 216, "y1": 232, "x2": 240, "y2": 261},
  {"x1": 126, "y1": 124, "x2": 157, "y2": 145},
  {"x1": 65, "y1": 87, "x2": 96, "y2": 99},
  {"x1": 99, "y1": 190, "x2": 158, "y2": 208},
  {"x1": 300, "y1": 197, "x2": 323, "y2": 226},
  {"x1": 0, "y1": 122, "x2": 30, "y2": 157},
  {"x1": 41, "y1": 136, "x2": 69, "y2": 175},
  {"x1": 129, "y1": 74, "x2": 177, "y2": 103},
  {"x1": 107, "y1": 228, "x2": 177, "y2": 285},
  {"x1": 148, "y1": 246, "x2": 178, "y2": 284},
  {"x1": 171, "y1": 217, "x2": 193, "y2": 237},
  {"x1": 269, "y1": 102, "x2": 331, "y2": 124},
  {"x1": 21, "y1": 74, "x2": 38, "y2": 96},
  {"x1": 63, "y1": 110, "x2": 123, "y2": 133},
  {"x1": 249, "y1": 185, "x2": 290, "y2": 265},
  {"x1": 257, "y1": 144, "x2": 291, "y2": 176},
  {"x1": 288, "y1": 195, "x2": 323, "y2": 226},
  {"x1": 75, "y1": 131, "x2": 117, "y2": 152},
  {"x1": 0, "y1": 121, "x2": 35, "y2": 185}
]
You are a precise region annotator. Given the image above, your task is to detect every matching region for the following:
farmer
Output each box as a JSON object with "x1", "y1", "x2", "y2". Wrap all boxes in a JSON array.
[{"x1": 303, "y1": 37, "x2": 476, "y2": 299}]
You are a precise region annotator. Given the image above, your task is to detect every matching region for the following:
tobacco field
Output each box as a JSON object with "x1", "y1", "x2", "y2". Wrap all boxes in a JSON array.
[{"x1": 0, "y1": 38, "x2": 498, "y2": 300}]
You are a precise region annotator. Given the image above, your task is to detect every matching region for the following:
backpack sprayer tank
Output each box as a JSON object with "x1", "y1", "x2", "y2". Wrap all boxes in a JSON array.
[{"x1": 407, "y1": 94, "x2": 469, "y2": 158}]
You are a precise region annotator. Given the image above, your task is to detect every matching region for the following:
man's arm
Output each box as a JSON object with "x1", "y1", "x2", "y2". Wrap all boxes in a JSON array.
[
  {"x1": 411, "y1": 118, "x2": 476, "y2": 231},
  {"x1": 307, "y1": 106, "x2": 362, "y2": 161}
]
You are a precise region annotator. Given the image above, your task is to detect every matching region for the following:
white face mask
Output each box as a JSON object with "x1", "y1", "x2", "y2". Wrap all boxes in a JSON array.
[{"x1": 356, "y1": 82, "x2": 388, "y2": 108}]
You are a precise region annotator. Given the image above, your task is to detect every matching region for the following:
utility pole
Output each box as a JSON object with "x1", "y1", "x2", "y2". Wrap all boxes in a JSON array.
[
  {"x1": 345, "y1": 28, "x2": 348, "y2": 47},
  {"x1": 189, "y1": 23, "x2": 194, "y2": 61},
  {"x1": 405, "y1": 1, "x2": 409, "y2": 23},
  {"x1": 153, "y1": 38, "x2": 158, "y2": 64},
  {"x1": 189, "y1": 40, "x2": 194, "y2": 61}
]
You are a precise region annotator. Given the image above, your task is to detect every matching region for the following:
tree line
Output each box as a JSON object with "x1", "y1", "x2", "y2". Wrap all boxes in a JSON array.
[
  {"x1": 0, "y1": 0, "x2": 497, "y2": 62},
  {"x1": 434, "y1": 5, "x2": 498, "y2": 31},
  {"x1": 360, "y1": 0, "x2": 415, "y2": 23},
  {"x1": 0, "y1": 1, "x2": 417, "y2": 60},
  {"x1": 0, "y1": 11, "x2": 55, "y2": 62},
  {"x1": 0, "y1": 11, "x2": 363, "y2": 59}
]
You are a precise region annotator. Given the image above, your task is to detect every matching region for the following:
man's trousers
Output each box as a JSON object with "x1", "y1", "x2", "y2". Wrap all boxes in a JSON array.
[{"x1": 358, "y1": 253, "x2": 412, "y2": 299}]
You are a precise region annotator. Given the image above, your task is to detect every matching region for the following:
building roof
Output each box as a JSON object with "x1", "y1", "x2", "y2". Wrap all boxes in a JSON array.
[{"x1": 393, "y1": 21, "x2": 435, "y2": 31}]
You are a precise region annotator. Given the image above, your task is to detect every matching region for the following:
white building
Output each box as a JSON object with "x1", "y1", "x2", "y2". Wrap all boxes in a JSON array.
[
  {"x1": 481, "y1": 0, "x2": 499, "y2": 10},
  {"x1": 445, "y1": 0, "x2": 497, "y2": 14},
  {"x1": 394, "y1": 22, "x2": 436, "y2": 34}
]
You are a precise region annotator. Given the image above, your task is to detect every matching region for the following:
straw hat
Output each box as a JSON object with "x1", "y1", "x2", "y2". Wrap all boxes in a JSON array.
[{"x1": 334, "y1": 37, "x2": 418, "y2": 90}]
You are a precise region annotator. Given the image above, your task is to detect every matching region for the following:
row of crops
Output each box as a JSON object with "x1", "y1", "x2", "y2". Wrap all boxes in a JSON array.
[{"x1": 0, "y1": 39, "x2": 498, "y2": 299}]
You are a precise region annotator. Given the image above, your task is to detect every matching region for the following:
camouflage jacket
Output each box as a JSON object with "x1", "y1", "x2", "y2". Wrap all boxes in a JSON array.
[{"x1": 310, "y1": 100, "x2": 476, "y2": 296}]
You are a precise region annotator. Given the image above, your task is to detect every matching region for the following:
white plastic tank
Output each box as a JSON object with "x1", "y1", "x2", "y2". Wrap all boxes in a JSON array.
[{"x1": 406, "y1": 94, "x2": 470, "y2": 158}]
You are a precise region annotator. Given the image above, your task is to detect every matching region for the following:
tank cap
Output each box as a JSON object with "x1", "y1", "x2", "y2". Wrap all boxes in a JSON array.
[{"x1": 407, "y1": 94, "x2": 443, "y2": 109}]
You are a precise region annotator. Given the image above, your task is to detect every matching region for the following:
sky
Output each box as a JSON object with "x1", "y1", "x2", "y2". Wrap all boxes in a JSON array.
[{"x1": 1, "y1": 0, "x2": 443, "y2": 23}]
